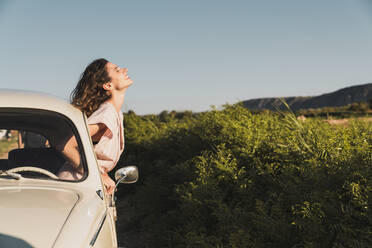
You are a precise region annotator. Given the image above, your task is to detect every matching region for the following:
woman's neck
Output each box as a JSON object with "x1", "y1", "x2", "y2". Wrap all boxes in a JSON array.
[{"x1": 107, "y1": 89, "x2": 126, "y2": 113}]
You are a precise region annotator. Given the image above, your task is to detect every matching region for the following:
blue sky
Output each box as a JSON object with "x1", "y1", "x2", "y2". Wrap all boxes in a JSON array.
[{"x1": 1, "y1": 0, "x2": 372, "y2": 114}]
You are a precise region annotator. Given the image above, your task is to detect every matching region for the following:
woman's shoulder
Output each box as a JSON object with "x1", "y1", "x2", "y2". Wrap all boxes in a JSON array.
[
  {"x1": 89, "y1": 102, "x2": 116, "y2": 118},
  {"x1": 87, "y1": 102, "x2": 118, "y2": 128}
]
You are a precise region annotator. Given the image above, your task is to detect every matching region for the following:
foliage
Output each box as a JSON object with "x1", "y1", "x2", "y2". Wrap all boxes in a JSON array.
[
  {"x1": 116, "y1": 104, "x2": 372, "y2": 248},
  {"x1": 0, "y1": 131, "x2": 18, "y2": 158},
  {"x1": 296, "y1": 100, "x2": 372, "y2": 118}
]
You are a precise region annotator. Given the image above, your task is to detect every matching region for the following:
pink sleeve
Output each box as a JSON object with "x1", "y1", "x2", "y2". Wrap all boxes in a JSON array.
[{"x1": 87, "y1": 104, "x2": 116, "y2": 137}]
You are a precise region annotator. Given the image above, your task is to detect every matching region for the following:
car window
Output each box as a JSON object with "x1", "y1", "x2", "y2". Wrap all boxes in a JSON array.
[{"x1": 0, "y1": 109, "x2": 86, "y2": 181}]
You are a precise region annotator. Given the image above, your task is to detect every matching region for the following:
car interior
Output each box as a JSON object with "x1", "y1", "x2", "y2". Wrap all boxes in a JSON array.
[{"x1": 0, "y1": 108, "x2": 86, "y2": 181}]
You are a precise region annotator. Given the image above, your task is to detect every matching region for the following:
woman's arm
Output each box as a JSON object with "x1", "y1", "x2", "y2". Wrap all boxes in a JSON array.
[
  {"x1": 58, "y1": 123, "x2": 115, "y2": 193},
  {"x1": 17, "y1": 131, "x2": 23, "y2": 148},
  {"x1": 89, "y1": 123, "x2": 116, "y2": 194},
  {"x1": 57, "y1": 123, "x2": 107, "y2": 174},
  {"x1": 57, "y1": 134, "x2": 83, "y2": 174}
]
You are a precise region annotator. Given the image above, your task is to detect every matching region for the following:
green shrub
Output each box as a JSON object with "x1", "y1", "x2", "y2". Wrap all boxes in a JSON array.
[{"x1": 116, "y1": 105, "x2": 372, "y2": 248}]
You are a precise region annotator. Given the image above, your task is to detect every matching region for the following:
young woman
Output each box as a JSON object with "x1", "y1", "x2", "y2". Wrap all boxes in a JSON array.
[{"x1": 58, "y1": 58, "x2": 133, "y2": 194}]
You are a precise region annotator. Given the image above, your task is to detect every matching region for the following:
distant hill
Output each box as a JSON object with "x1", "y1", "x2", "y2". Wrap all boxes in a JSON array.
[{"x1": 240, "y1": 83, "x2": 372, "y2": 111}]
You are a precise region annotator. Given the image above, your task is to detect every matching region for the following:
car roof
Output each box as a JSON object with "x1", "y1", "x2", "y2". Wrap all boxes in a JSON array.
[{"x1": 0, "y1": 89, "x2": 83, "y2": 119}]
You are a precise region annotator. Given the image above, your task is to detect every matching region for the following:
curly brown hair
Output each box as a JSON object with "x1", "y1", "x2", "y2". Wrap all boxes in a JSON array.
[{"x1": 70, "y1": 58, "x2": 112, "y2": 117}]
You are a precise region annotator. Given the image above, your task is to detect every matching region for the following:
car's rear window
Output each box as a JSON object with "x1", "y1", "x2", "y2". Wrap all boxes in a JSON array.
[{"x1": 0, "y1": 108, "x2": 87, "y2": 182}]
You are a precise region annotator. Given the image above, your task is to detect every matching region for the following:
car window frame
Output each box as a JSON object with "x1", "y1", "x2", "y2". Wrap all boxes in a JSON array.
[{"x1": 0, "y1": 107, "x2": 89, "y2": 182}]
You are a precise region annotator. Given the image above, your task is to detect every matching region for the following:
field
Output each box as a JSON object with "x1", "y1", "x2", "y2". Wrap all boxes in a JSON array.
[
  {"x1": 116, "y1": 104, "x2": 372, "y2": 248},
  {"x1": 0, "y1": 131, "x2": 18, "y2": 159}
]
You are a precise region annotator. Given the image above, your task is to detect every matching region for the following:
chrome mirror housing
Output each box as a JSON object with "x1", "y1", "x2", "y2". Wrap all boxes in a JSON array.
[
  {"x1": 111, "y1": 166, "x2": 139, "y2": 208},
  {"x1": 114, "y1": 166, "x2": 138, "y2": 184}
]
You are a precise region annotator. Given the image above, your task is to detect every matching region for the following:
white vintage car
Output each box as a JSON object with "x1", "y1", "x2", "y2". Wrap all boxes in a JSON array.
[{"x1": 0, "y1": 90, "x2": 138, "y2": 248}]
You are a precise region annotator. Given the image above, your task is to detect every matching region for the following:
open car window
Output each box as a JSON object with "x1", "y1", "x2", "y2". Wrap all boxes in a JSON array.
[{"x1": 0, "y1": 109, "x2": 87, "y2": 181}]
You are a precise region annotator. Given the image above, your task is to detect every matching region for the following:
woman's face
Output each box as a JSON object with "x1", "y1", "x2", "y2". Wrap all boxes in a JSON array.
[{"x1": 105, "y1": 62, "x2": 133, "y2": 91}]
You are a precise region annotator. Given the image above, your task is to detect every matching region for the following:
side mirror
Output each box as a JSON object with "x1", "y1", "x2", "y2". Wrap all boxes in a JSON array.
[
  {"x1": 111, "y1": 166, "x2": 139, "y2": 209},
  {"x1": 114, "y1": 166, "x2": 139, "y2": 184}
]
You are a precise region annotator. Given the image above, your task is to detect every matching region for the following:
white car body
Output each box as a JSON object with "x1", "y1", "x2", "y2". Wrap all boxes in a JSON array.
[{"x1": 0, "y1": 90, "x2": 134, "y2": 248}]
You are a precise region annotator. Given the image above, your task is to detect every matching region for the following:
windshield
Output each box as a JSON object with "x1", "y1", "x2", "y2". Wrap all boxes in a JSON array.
[{"x1": 0, "y1": 109, "x2": 86, "y2": 181}]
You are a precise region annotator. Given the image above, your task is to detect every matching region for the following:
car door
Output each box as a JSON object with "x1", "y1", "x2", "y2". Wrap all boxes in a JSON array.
[
  {"x1": 105, "y1": 191, "x2": 118, "y2": 247},
  {"x1": 82, "y1": 113, "x2": 118, "y2": 248}
]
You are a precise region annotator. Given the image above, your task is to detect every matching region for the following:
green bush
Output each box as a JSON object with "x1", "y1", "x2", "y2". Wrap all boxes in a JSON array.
[{"x1": 116, "y1": 104, "x2": 372, "y2": 248}]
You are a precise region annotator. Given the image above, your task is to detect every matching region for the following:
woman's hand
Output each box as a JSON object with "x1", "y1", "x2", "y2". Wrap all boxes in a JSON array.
[{"x1": 101, "y1": 172, "x2": 116, "y2": 195}]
